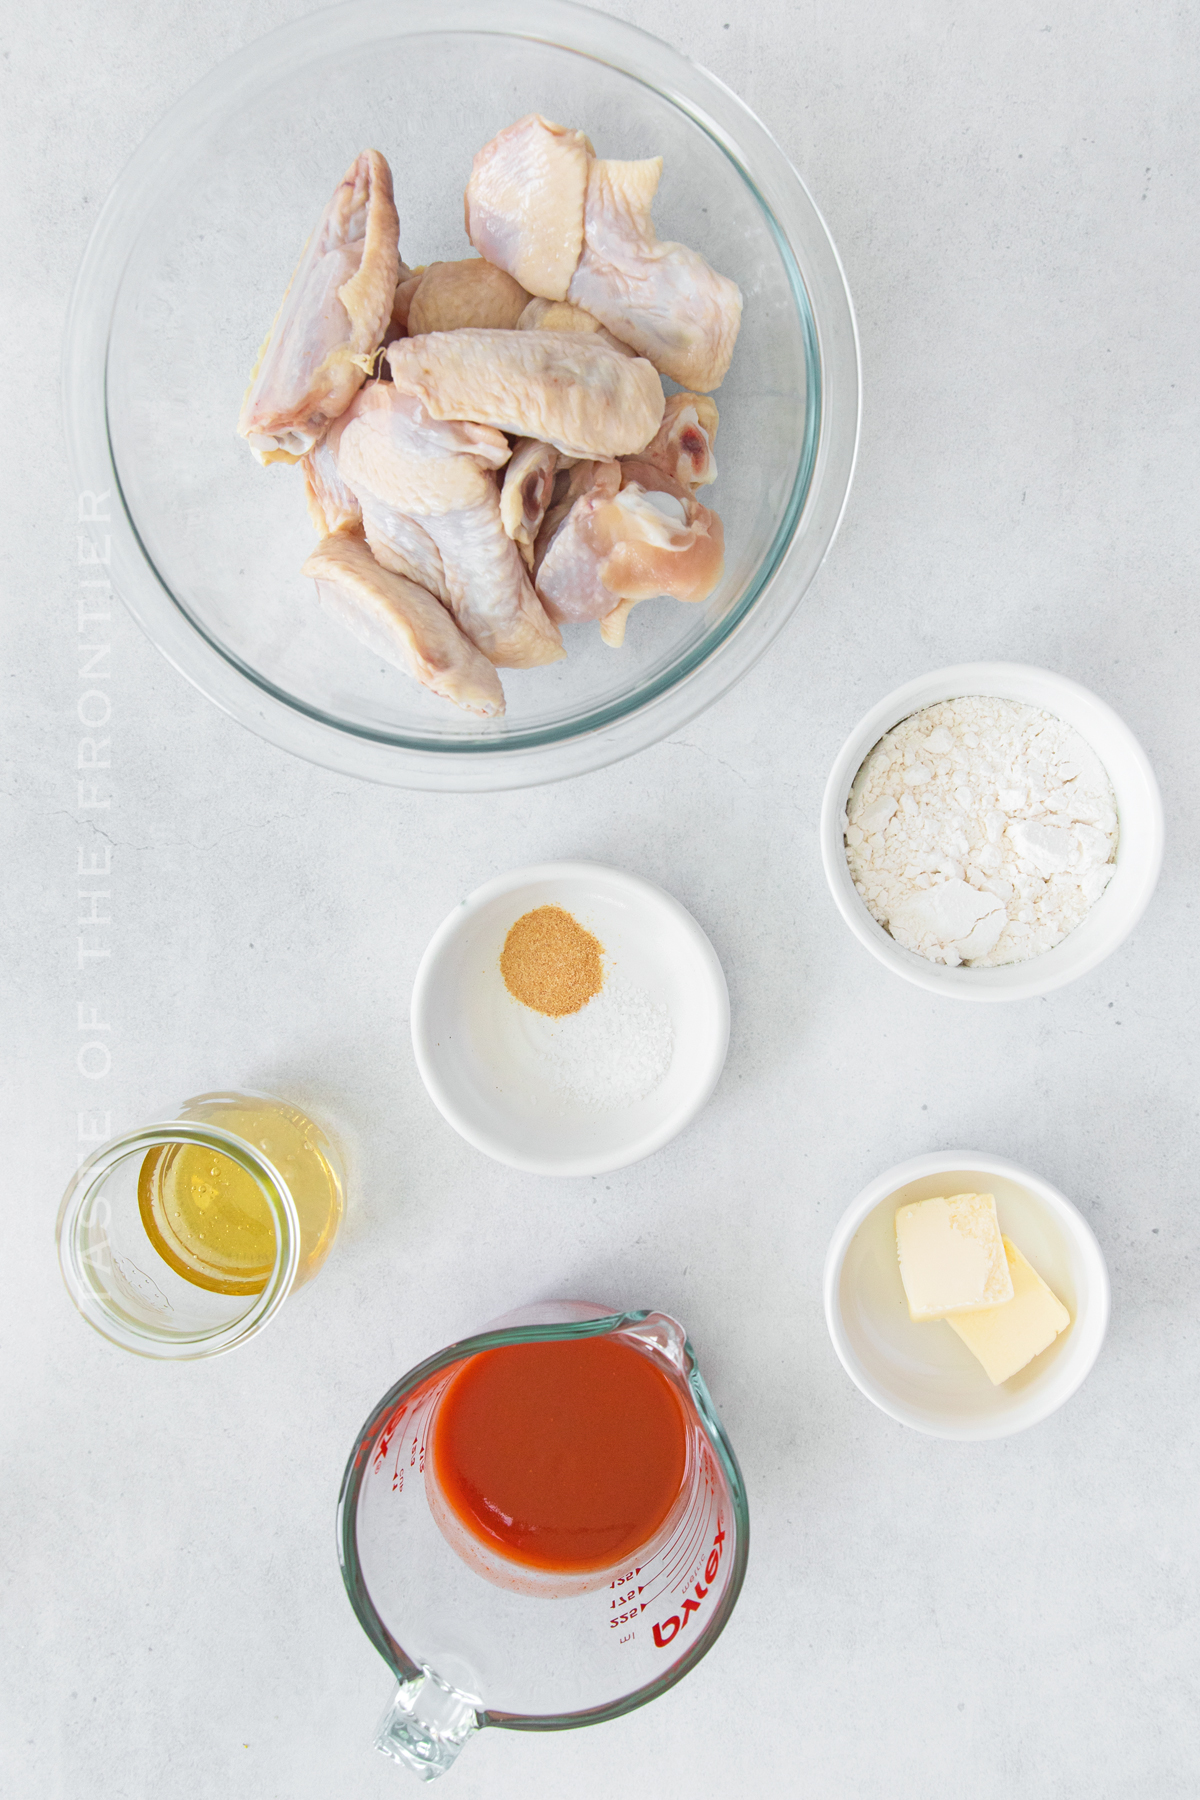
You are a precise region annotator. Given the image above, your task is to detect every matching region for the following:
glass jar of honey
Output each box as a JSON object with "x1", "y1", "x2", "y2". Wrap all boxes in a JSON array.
[{"x1": 56, "y1": 1090, "x2": 344, "y2": 1359}]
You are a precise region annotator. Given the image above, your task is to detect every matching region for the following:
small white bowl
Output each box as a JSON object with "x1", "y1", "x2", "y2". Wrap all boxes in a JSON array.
[
  {"x1": 823, "y1": 1152, "x2": 1110, "y2": 1439},
  {"x1": 819, "y1": 663, "x2": 1163, "y2": 1000},
  {"x1": 410, "y1": 862, "x2": 729, "y2": 1176}
]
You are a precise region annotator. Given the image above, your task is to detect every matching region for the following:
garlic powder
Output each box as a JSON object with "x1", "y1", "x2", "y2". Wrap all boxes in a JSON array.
[{"x1": 844, "y1": 697, "x2": 1118, "y2": 967}]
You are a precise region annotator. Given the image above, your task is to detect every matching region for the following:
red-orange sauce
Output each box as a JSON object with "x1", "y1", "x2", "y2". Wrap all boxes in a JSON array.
[{"x1": 429, "y1": 1336, "x2": 688, "y2": 1573}]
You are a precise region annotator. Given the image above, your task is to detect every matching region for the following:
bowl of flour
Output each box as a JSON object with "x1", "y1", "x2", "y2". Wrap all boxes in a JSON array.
[{"x1": 820, "y1": 665, "x2": 1163, "y2": 1000}]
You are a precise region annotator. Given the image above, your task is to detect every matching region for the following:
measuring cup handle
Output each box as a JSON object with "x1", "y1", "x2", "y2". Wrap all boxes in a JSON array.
[{"x1": 373, "y1": 1669, "x2": 481, "y2": 1780}]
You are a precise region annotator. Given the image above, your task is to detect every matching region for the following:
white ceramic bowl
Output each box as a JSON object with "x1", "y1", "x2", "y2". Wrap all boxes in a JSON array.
[
  {"x1": 410, "y1": 862, "x2": 729, "y2": 1175},
  {"x1": 823, "y1": 1152, "x2": 1110, "y2": 1439},
  {"x1": 819, "y1": 663, "x2": 1163, "y2": 1000}
]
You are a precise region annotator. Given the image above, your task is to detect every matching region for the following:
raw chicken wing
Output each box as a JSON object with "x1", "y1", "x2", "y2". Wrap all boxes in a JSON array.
[
  {"x1": 422, "y1": 492, "x2": 565, "y2": 670},
  {"x1": 535, "y1": 460, "x2": 610, "y2": 566},
  {"x1": 336, "y1": 377, "x2": 511, "y2": 481},
  {"x1": 500, "y1": 438, "x2": 563, "y2": 567},
  {"x1": 302, "y1": 531, "x2": 505, "y2": 717},
  {"x1": 307, "y1": 392, "x2": 449, "y2": 598},
  {"x1": 534, "y1": 458, "x2": 723, "y2": 637},
  {"x1": 238, "y1": 151, "x2": 400, "y2": 464},
  {"x1": 302, "y1": 433, "x2": 362, "y2": 537},
  {"x1": 517, "y1": 296, "x2": 633, "y2": 355},
  {"x1": 465, "y1": 117, "x2": 741, "y2": 390},
  {"x1": 634, "y1": 392, "x2": 718, "y2": 490},
  {"x1": 387, "y1": 329, "x2": 664, "y2": 458},
  {"x1": 599, "y1": 461, "x2": 724, "y2": 644},
  {"x1": 305, "y1": 404, "x2": 447, "y2": 599},
  {"x1": 534, "y1": 462, "x2": 622, "y2": 622},
  {"x1": 409, "y1": 259, "x2": 531, "y2": 333},
  {"x1": 465, "y1": 115, "x2": 592, "y2": 301},
  {"x1": 359, "y1": 497, "x2": 451, "y2": 604},
  {"x1": 388, "y1": 269, "x2": 423, "y2": 342},
  {"x1": 336, "y1": 382, "x2": 563, "y2": 669},
  {"x1": 568, "y1": 158, "x2": 741, "y2": 391}
]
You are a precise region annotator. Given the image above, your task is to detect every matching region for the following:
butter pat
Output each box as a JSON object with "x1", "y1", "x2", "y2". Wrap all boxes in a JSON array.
[
  {"x1": 946, "y1": 1237, "x2": 1071, "y2": 1383},
  {"x1": 895, "y1": 1192, "x2": 1013, "y2": 1320}
]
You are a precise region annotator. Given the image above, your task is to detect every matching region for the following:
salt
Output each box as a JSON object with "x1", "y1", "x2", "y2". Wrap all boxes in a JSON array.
[{"x1": 532, "y1": 975, "x2": 674, "y2": 1110}]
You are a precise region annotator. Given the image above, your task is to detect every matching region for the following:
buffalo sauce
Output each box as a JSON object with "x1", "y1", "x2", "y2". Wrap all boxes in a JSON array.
[{"x1": 429, "y1": 1336, "x2": 688, "y2": 1574}]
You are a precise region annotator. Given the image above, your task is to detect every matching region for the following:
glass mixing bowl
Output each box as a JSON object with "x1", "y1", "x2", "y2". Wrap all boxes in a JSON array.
[{"x1": 63, "y1": 0, "x2": 859, "y2": 790}]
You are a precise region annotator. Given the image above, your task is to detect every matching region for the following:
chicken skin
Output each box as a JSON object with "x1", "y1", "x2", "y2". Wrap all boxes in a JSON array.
[
  {"x1": 465, "y1": 116, "x2": 741, "y2": 391},
  {"x1": 387, "y1": 269, "x2": 424, "y2": 342},
  {"x1": 633, "y1": 392, "x2": 719, "y2": 491},
  {"x1": 600, "y1": 459, "x2": 724, "y2": 599},
  {"x1": 358, "y1": 498, "x2": 451, "y2": 604},
  {"x1": 532, "y1": 460, "x2": 610, "y2": 567},
  {"x1": 534, "y1": 457, "x2": 724, "y2": 639},
  {"x1": 465, "y1": 114, "x2": 592, "y2": 300},
  {"x1": 568, "y1": 159, "x2": 741, "y2": 391},
  {"x1": 534, "y1": 461, "x2": 622, "y2": 622},
  {"x1": 335, "y1": 381, "x2": 563, "y2": 669},
  {"x1": 302, "y1": 433, "x2": 362, "y2": 537},
  {"x1": 302, "y1": 531, "x2": 505, "y2": 717},
  {"x1": 516, "y1": 295, "x2": 634, "y2": 356},
  {"x1": 408, "y1": 259, "x2": 531, "y2": 334},
  {"x1": 499, "y1": 438, "x2": 563, "y2": 568},
  {"x1": 238, "y1": 151, "x2": 400, "y2": 464},
  {"x1": 336, "y1": 376, "x2": 512, "y2": 477},
  {"x1": 305, "y1": 398, "x2": 450, "y2": 601},
  {"x1": 386, "y1": 329, "x2": 663, "y2": 458}
]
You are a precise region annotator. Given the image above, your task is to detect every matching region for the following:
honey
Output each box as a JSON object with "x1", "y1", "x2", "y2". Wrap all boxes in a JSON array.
[{"x1": 137, "y1": 1092, "x2": 342, "y2": 1296}]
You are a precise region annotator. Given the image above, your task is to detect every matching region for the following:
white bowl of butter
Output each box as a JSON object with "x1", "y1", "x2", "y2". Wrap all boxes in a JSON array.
[{"x1": 823, "y1": 1151, "x2": 1110, "y2": 1439}]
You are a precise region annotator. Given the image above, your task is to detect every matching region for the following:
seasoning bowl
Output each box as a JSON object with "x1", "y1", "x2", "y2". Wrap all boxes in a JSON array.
[
  {"x1": 410, "y1": 862, "x2": 729, "y2": 1176},
  {"x1": 819, "y1": 663, "x2": 1163, "y2": 1000},
  {"x1": 823, "y1": 1151, "x2": 1110, "y2": 1440}
]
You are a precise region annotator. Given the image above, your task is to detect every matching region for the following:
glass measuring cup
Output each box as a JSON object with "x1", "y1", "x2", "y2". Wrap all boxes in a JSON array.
[
  {"x1": 338, "y1": 1302, "x2": 749, "y2": 1780},
  {"x1": 56, "y1": 1089, "x2": 344, "y2": 1358}
]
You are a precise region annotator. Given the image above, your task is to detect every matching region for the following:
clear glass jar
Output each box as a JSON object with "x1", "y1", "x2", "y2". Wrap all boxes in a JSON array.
[{"x1": 56, "y1": 1090, "x2": 344, "y2": 1359}]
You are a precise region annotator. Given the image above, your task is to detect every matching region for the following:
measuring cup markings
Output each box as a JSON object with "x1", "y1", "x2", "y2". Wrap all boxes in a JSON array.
[
  {"x1": 602, "y1": 1444, "x2": 725, "y2": 1652},
  {"x1": 373, "y1": 1377, "x2": 454, "y2": 1499},
  {"x1": 372, "y1": 1401, "x2": 417, "y2": 1486},
  {"x1": 413, "y1": 1380, "x2": 452, "y2": 1475},
  {"x1": 639, "y1": 1452, "x2": 728, "y2": 1651},
  {"x1": 647, "y1": 1490, "x2": 723, "y2": 1620},
  {"x1": 372, "y1": 1409, "x2": 404, "y2": 1473},
  {"x1": 607, "y1": 1566, "x2": 645, "y2": 1635},
  {"x1": 600, "y1": 1454, "x2": 705, "y2": 1624},
  {"x1": 636, "y1": 1449, "x2": 715, "y2": 1602},
  {"x1": 649, "y1": 1516, "x2": 727, "y2": 1650},
  {"x1": 637, "y1": 1515, "x2": 702, "y2": 1608}
]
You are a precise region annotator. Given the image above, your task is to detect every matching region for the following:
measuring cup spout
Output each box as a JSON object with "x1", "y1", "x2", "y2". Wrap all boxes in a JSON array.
[
  {"x1": 618, "y1": 1311, "x2": 689, "y2": 1376},
  {"x1": 374, "y1": 1666, "x2": 480, "y2": 1781}
]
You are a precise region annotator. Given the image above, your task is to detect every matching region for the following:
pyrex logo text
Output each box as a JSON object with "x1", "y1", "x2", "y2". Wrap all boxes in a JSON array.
[{"x1": 651, "y1": 1522, "x2": 725, "y2": 1649}]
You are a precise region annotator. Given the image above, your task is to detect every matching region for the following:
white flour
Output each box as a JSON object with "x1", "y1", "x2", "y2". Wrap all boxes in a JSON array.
[
  {"x1": 533, "y1": 975, "x2": 674, "y2": 1109},
  {"x1": 844, "y1": 697, "x2": 1118, "y2": 967}
]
